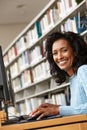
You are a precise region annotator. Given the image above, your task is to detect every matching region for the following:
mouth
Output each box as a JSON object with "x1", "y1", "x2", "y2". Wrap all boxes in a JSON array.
[{"x1": 58, "y1": 59, "x2": 68, "y2": 65}]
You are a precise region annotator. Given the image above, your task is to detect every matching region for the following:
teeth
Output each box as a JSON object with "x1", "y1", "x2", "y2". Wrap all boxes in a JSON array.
[{"x1": 59, "y1": 60, "x2": 67, "y2": 65}]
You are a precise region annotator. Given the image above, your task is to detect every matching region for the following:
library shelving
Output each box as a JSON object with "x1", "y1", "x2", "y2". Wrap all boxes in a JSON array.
[{"x1": 3, "y1": 0, "x2": 87, "y2": 116}]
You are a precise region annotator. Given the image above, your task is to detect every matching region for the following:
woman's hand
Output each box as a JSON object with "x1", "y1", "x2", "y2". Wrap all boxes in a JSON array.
[{"x1": 29, "y1": 103, "x2": 60, "y2": 120}]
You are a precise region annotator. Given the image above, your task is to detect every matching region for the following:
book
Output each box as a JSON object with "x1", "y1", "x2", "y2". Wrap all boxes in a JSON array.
[{"x1": 35, "y1": 21, "x2": 42, "y2": 38}]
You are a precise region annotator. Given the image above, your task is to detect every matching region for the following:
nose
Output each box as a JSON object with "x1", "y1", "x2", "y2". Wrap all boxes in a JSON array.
[{"x1": 57, "y1": 52, "x2": 63, "y2": 60}]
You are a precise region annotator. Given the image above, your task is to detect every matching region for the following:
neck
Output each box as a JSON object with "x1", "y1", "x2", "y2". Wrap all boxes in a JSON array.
[{"x1": 67, "y1": 68, "x2": 77, "y2": 76}]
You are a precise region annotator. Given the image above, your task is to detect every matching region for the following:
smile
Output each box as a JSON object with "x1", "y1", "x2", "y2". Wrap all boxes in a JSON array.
[{"x1": 58, "y1": 60, "x2": 68, "y2": 65}]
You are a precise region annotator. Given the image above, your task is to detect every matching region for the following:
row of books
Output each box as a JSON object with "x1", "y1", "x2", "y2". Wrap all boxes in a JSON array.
[
  {"x1": 12, "y1": 69, "x2": 33, "y2": 92},
  {"x1": 3, "y1": 39, "x2": 45, "y2": 67},
  {"x1": 60, "y1": 12, "x2": 87, "y2": 34},
  {"x1": 32, "y1": 60, "x2": 50, "y2": 82},
  {"x1": 16, "y1": 36, "x2": 27, "y2": 55},
  {"x1": 25, "y1": 0, "x2": 77, "y2": 47},
  {"x1": 7, "y1": 45, "x2": 17, "y2": 63},
  {"x1": 12, "y1": 60, "x2": 50, "y2": 92},
  {"x1": 39, "y1": 7, "x2": 59, "y2": 35},
  {"x1": 9, "y1": 43, "x2": 45, "y2": 79},
  {"x1": 57, "y1": 0, "x2": 77, "y2": 19},
  {"x1": 29, "y1": 45, "x2": 43, "y2": 65}
]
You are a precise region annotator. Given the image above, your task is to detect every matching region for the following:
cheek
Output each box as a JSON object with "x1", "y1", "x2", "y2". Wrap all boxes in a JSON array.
[
  {"x1": 53, "y1": 56, "x2": 57, "y2": 63},
  {"x1": 69, "y1": 54, "x2": 75, "y2": 65}
]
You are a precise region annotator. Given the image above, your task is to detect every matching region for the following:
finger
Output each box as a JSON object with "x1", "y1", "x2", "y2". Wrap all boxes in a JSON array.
[
  {"x1": 32, "y1": 107, "x2": 48, "y2": 119},
  {"x1": 29, "y1": 108, "x2": 38, "y2": 116},
  {"x1": 37, "y1": 112, "x2": 48, "y2": 120},
  {"x1": 30, "y1": 108, "x2": 43, "y2": 117}
]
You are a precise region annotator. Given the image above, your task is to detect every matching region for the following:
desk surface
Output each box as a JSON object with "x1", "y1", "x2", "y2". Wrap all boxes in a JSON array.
[{"x1": 1, "y1": 114, "x2": 87, "y2": 130}]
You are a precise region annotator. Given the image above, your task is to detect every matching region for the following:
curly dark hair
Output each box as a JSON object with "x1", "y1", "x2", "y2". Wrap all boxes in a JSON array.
[{"x1": 45, "y1": 31, "x2": 87, "y2": 84}]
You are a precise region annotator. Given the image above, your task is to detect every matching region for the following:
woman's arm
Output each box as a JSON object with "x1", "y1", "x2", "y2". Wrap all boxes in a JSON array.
[{"x1": 60, "y1": 103, "x2": 87, "y2": 116}]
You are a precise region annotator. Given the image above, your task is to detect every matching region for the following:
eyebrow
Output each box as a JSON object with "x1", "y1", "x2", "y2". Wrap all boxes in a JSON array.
[{"x1": 52, "y1": 47, "x2": 68, "y2": 52}]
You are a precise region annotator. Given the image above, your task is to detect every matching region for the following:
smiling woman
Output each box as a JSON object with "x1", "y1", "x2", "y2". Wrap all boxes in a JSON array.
[
  {"x1": 52, "y1": 39, "x2": 76, "y2": 76},
  {"x1": 29, "y1": 31, "x2": 87, "y2": 120}
]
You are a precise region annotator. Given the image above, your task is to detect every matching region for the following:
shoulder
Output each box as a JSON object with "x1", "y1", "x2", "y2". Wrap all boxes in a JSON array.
[
  {"x1": 77, "y1": 65, "x2": 87, "y2": 73},
  {"x1": 77, "y1": 65, "x2": 87, "y2": 79},
  {"x1": 76, "y1": 65, "x2": 87, "y2": 92}
]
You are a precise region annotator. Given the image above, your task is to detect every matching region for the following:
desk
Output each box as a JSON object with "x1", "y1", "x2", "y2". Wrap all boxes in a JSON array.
[
  {"x1": 0, "y1": 114, "x2": 87, "y2": 130},
  {"x1": 0, "y1": 111, "x2": 6, "y2": 127}
]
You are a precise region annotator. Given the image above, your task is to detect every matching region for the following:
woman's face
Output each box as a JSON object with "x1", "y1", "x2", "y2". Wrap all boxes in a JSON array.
[{"x1": 52, "y1": 39, "x2": 76, "y2": 76}]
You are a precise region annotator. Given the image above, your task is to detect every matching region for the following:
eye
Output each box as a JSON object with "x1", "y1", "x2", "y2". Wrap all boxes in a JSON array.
[
  {"x1": 62, "y1": 49, "x2": 67, "y2": 53},
  {"x1": 52, "y1": 51, "x2": 57, "y2": 56}
]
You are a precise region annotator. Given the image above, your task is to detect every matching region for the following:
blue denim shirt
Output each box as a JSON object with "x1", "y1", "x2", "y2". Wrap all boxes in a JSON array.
[{"x1": 60, "y1": 65, "x2": 87, "y2": 116}]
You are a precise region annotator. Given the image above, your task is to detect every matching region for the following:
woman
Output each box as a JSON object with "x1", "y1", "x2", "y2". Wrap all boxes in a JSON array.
[{"x1": 29, "y1": 31, "x2": 87, "y2": 120}]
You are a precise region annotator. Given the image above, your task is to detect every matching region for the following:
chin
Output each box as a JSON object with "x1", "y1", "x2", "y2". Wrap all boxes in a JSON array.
[
  {"x1": 58, "y1": 64, "x2": 69, "y2": 71},
  {"x1": 59, "y1": 66, "x2": 67, "y2": 70}
]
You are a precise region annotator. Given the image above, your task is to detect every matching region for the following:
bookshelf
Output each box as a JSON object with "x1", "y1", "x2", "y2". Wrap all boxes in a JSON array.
[{"x1": 3, "y1": 0, "x2": 87, "y2": 116}]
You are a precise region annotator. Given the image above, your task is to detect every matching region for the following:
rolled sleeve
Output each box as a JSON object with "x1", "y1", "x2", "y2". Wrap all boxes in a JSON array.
[
  {"x1": 77, "y1": 65, "x2": 87, "y2": 96},
  {"x1": 60, "y1": 105, "x2": 75, "y2": 116},
  {"x1": 59, "y1": 103, "x2": 87, "y2": 116}
]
